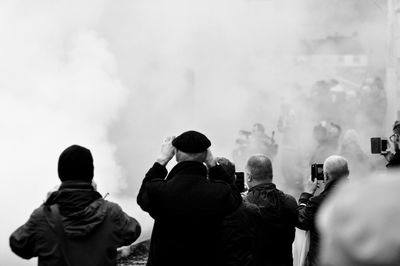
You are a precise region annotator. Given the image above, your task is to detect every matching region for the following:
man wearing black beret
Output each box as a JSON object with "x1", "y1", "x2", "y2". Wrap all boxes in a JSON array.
[{"x1": 137, "y1": 130, "x2": 242, "y2": 266}]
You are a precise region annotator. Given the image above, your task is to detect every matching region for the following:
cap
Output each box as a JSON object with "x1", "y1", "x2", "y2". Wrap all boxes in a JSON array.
[{"x1": 172, "y1": 130, "x2": 211, "y2": 153}]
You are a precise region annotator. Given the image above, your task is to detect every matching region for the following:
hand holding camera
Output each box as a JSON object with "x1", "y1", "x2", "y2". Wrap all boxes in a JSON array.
[
  {"x1": 306, "y1": 163, "x2": 324, "y2": 195},
  {"x1": 205, "y1": 149, "x2": 217, "y2": 168},
  {"x1": 304, "y1": 177, "x2": 319, "y2": 195}
]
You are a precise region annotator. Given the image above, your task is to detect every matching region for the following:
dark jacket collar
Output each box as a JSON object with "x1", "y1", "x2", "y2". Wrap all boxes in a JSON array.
[
  {"x1": 59, "y1": 180, "x2": 94, "y2": 190},
  {"x1": 167, "y1": 161, "x2": 208, "y2": 180},
  {"x1": 323, "y1": 177, "x2": 347, "y2": 195},
  {"x1": 45, "y1": 181, "x2": 102, "y2": 216},
  {"x1": 248, "y1": 182, "x2": 276, "y2": 193}
]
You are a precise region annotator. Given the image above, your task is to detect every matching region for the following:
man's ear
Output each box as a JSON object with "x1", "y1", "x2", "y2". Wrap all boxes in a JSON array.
[
  {"x1": 324, "y1": 172, "x2": 330, "y2": 182},
  {"x1": 247, "y1": 174, "x2": 252, "y2": 183}
]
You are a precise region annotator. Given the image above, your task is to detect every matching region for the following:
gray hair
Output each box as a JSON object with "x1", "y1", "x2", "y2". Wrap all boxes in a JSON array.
[
  {"x1": 323, "y1": 155, "x2": 349, "y2": 180},
  {"x1": 176, "y1": 150, "x2": 207, "y2": 163}
]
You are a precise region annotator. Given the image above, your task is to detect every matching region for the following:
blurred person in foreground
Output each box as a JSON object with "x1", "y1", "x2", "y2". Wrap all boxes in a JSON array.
[
  {"x1": 383, "y1": 120, "x2": 400, "y2": 168},
  {"x1": 245, "y1": 154, "x2": 298, "y2": 266},
  {"x1": 317, "y1": 174, "x2": 400, "y2": 266},
  {"x1": 218, "y1": 157, "x2": 261, "y2": 266},
  {"x1": 137, "y1": 130, "x2": 242, "y2": 266},
  {"x1": 9, "y1": 144, "x2": 141, "y2": 266},
  {"x1": 297, "y1": 155, "x2": 349, "y2": 266}
]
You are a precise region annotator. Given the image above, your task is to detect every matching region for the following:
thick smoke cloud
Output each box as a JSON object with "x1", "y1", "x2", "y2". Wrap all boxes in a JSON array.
[
  {"x1": 0, "y1": 1, "x2": 134, "y2": 265},
  {"x1": 0, "y1": 0, "x2": 387, "y2": 265}
]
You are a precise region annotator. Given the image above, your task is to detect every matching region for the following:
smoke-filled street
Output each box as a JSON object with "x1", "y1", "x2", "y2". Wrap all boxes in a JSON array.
[{"x1": 2, "y1": 1, "x2": 400, "y2": 266}]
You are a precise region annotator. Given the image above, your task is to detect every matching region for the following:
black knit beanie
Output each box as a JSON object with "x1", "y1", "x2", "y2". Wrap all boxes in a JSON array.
[{"x1": 58, "y1": 145, "x2": 94, "y2": 182}]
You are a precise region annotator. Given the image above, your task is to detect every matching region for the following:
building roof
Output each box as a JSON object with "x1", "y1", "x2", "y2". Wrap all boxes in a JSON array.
[{"x1": 300, "y1": 33, "x2": 366, "y2": 55}]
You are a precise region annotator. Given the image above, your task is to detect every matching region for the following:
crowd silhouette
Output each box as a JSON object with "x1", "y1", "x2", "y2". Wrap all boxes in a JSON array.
[{"x1": 9, "y1": 116, "x2": 400, "y2": 266}]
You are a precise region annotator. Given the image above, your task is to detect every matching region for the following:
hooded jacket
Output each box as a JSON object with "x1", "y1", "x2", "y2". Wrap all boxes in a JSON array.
[
  {"x1": 245, "y1": 183, "x2": 298, "y2": 266},
  {"x1": 10, "y1": 182, "x2": 141, "y2": 266}
]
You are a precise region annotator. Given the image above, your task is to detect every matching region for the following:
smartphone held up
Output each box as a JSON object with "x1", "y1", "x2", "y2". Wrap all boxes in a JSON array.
[{"x1": 311, "y1": 163, "x2": 324, "y2": 182}]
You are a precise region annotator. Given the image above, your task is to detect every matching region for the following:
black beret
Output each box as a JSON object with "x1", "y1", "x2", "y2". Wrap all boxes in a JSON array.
[
  {"x1": 172, "y1": 130, "x2": 211, "y2": 153},
  {"x1": 58, "y1": 145, "x2": 94, "y2": 182}
]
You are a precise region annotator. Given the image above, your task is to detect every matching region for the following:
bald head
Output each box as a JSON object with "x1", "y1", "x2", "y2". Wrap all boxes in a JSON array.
[
  {"x1": 246, "y1": 155, "x2": 273, "y2": 183},
  {"x1": 323, "y1": 155, "x2": 349, "y2": 182}
]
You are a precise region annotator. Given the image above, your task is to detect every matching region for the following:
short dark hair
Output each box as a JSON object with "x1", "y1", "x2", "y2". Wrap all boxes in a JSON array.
[
  {"x1": 216, "y1": 157, "x2": 236, "y2": 184},
  {"x1": 246, "y1": 155, "x2": 273, "y2": 181}
]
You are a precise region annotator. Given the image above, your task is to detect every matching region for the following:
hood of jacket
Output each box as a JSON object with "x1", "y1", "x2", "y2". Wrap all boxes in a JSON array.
[
  {"x1": 246, "y1": 183, "x2": 284, "y2": 209},
  {"x1": 45, "y1": 181, "x2": 106, "y2": 238}
]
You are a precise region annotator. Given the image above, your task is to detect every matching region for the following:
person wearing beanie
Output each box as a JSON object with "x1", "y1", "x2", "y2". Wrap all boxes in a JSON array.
[
  {"x1": 383, "y1": 120, "x2": 400, "y2": 168},
  {"x1": 10, "y1": 144, "x2": 141, "y2": 266},
  {"x1": 137, "y1": 131, "x2": 242, "y2": 266}
]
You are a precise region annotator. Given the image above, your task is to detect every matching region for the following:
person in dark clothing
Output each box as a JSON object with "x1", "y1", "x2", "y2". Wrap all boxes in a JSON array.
[
  {"x1": 218, "y1": 157, "x2": 261, "y2": 266},
  {"x1": 9, "y1": 144, "x2": 141, "y2": 266},
  {"x1": 137, "y1": 131, "x2": 242, "y2": 266},
  {"x1": 383, "y1": 120, "x2": 400, "y2": 167},
  {"x1": 244, "y1": 154, "x2": 298, "y2": 266},
  {"x1": 297, "y1": 155, "x2": 349, "y2": 266}
]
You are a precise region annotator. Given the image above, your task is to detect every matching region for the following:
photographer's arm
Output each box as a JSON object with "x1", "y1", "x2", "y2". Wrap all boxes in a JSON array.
[
  {"x1": 382, "y1": 151, "x2": 394, "y2": 162},
  {"x1": 205, "y1": 149, "x2": 231, "y2": 183},
  {"x1": 205, "y1": 150, "x2": 242, "y2": 213},
  {"x1": 137, "y1": 136, "x2": 174, "y2": 213},
  {"x1": 296, "y1": 178, "x2": 319, "y2": 230}
]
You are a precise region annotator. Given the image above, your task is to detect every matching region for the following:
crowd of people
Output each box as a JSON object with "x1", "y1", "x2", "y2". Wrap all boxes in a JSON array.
[{"x1": 8, "y1": 120, "x2": 400, "y2": 266}]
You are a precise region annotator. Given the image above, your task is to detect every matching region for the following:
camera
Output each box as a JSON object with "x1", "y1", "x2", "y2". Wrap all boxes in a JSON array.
[
  {"x1": 234, "y1": 172, "x2": 245, "y2": 193},
  {"x1": 311, "y1": 164, "x2": 324, "y2": 181},
  {"x1": 370, "y1": 137, "x2": 388, "y2": 154}
]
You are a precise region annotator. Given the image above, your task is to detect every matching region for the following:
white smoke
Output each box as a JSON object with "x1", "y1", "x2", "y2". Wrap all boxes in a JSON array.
[
  {"x1": 0, "y1": 1, "x2": 136, "y2": 265},
  {"x1": 0, "y1": 0, "x2": 388, "y2": 265}
]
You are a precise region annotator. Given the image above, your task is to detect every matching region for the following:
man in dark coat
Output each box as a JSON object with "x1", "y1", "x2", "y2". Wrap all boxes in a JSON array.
[
  {"x1": 137, "y1": 131, "x2": 242, "y2": 266},
  {"x1": 218, "y1": 157, "x2": 261, "y2": 266},
  {"x1": 9, "y1": 144, "x2": 141, "y2": 266},
  {"x1": 297, "y1": 155, "x2": 349, "y2": 266},
  {"x1": 244, "y1": 154, "x2": 298, "y2": 266}
]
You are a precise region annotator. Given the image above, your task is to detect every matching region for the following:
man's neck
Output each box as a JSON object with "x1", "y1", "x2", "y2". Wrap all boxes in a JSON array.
[{"x1": 249, "y1": 179, "x2": 273, "y2": 189}]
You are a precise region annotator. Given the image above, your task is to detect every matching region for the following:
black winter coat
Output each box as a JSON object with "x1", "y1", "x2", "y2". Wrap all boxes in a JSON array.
[
  {"x1": 387, "y1": 152, "x2": 400, "y2": 168},
  {"x1": 221, "y1": 200, "x2": 261, "y2": 266},
  {"x1": 137, "y1": 161, "x2": 242, "y2": 266},
  {"x1": 9, "y1": 181, "x2": 141, "y2": 266},
  {"x1": 245, "y1": 183, "x2": 298, "y2": 266}
]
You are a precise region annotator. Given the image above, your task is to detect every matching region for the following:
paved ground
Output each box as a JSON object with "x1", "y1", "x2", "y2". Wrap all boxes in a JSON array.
[{"x1": 117, "y1": 240, "x2": 149, "y2": 266}]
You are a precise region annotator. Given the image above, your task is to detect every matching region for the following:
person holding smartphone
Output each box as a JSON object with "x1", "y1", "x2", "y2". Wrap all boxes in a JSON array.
[
  {"x1": 383, "y1": 120, "x2": 400, "y2": 168},
  {"x1": 297, "y1": 155, "x2": 349, "y2": 266}
]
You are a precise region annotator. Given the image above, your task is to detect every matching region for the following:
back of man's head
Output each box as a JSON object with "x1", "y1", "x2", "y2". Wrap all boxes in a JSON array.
[
  {"x1": 58, "y1": 145, "x2": 94, "y2": 183},
  {"x1": 246, "y1": 155, "x2": 273, "y2": 184},
  {"x1": 216, "y1": 157, "x2": 236, "y2": 184},
  {"x1": 323, "y1": 155, "x2": 349, "y2": 182},
  {"x1": 175, "y1": 151, "x2": 207, "y2": 163}
]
